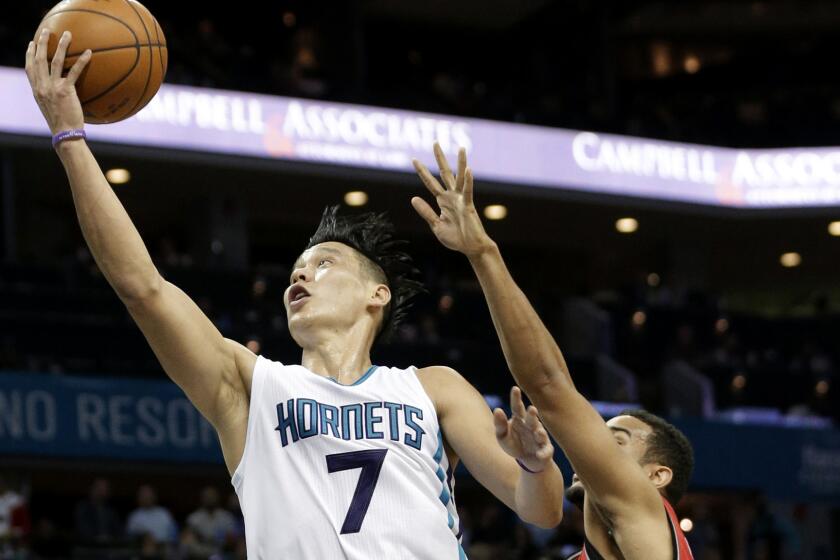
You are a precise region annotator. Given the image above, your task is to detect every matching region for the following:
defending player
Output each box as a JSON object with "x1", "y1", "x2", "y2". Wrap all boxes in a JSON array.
[
  {"x1": 25, "y1": 31, "x2": 565, "y2": 558},
  {"x1": 413, "y1": 144, "x2": 695, "y2": 560}
]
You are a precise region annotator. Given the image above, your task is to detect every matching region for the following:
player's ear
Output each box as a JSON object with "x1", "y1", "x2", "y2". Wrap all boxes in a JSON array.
[
  {"x1": 648, "y1": 464, "x2": 673, "y2": 491},
  {"x1": 369, "y1": 283, "x2": 391, "y2": 310}
]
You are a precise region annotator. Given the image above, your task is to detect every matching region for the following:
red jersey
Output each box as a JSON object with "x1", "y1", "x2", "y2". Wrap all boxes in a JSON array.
[{"x1": 567, "y1": 498, "x2": 694, "y2": 560}]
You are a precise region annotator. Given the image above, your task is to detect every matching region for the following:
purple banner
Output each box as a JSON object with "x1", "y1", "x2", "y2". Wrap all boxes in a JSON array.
[{"x1": 3, "y1": 65, "x2": 840, "y2": 208}]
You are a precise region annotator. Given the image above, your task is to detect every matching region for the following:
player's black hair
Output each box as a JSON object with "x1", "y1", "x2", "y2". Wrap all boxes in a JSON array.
[
  {"x1": 305, "y1": 206, "x2": 424, "y2": 342},
  {"x1": 619, "y1": 409, "x2": 695, "y2": 504}
]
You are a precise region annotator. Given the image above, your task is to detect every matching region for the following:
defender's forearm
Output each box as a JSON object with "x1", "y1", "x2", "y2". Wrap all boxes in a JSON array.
[
  {"x1": 514, "y1": 462, "x2": 564, "y2": 528},
  {"x1": 57, "y1": 141, "x2": 161, "y2": 302},
  {"x1": 467, "y1": 245, "x2": 574, "y2": 395}
]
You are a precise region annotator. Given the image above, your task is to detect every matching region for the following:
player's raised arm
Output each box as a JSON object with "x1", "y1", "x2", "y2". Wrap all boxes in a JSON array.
[
  {"x1": 412, "y1": 145, "x2": 667, "y2": 533},
  {"x1": 25, "y1": 31, "x2": 255, "y2": 473}
]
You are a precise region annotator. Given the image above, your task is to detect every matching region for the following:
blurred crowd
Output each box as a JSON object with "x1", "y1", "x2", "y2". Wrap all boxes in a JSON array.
[
  {"x1": 0, "y1": 474, "x2": 245, "y2": 560},
  {"x1": 0, "y1": 471, "x2": 823, "y2": 560},
  {"x1": 0, "y1": 473, "x2": 826, "y2": 560}
]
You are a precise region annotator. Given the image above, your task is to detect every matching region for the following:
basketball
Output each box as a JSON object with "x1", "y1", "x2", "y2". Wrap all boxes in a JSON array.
[{"x1": 34, "y1": 0, "x2": 167, "y2": 124}]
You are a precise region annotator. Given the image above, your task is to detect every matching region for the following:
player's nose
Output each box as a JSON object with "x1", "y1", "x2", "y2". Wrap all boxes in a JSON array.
[{"x1": 291, "y1": 266, "x2": 309, "y2": 283}]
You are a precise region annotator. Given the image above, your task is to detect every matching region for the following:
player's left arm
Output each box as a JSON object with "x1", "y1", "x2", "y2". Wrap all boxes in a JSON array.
[{"x1": 418, "y1": 366, "x2": 564, "y2": 528}]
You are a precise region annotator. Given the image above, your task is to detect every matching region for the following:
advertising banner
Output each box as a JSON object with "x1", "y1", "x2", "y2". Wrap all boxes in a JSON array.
[{"x1": 4, "y1": 66, "x2": 840, "y2": 208}]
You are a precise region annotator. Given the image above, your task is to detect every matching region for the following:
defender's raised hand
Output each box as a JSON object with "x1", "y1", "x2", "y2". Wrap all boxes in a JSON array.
[
  {"x1": 412, "y1": 143, "x2": 496, "y2": 257},
  {"x1": 493, "y1": 387, "x2": 555, "y2": 474},
  {"x1": 25, "y1": 29, "x2": 92, "y2": 135}
]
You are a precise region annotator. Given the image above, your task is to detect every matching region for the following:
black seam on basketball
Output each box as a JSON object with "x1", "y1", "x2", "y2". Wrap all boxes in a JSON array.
[
  {"x1": 123, "y1": 0, "x2": 154, "y2": 117},
  {"x1": 40, "y1": 8, "x2": 139, "y2": 43},
  {"x1": 151, "y1": 20, "x2": 165, "y2": 77},
  {"x1": 66, "y1": 44, "x2": 165, "y2": 58},
  {"x1": 158, "y1": 23, "x2": 168, "y2": 76},
  {"x1": 79, "y1": 44, "x2": 141, "y2": 106}
]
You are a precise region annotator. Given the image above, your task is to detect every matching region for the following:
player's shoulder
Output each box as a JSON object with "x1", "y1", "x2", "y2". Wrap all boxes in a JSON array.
[
  {"x1": 415, "y1": 365, "x2": 473, "y2": 406},
  {"x1": 415, "y1": 364, "x2": 465, "y2": 384}
]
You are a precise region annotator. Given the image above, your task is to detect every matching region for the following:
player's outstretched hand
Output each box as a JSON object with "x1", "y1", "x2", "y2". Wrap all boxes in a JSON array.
[
  {"x1": 493, "y1": 386, "x2": 554, "y2": 473},
  {"x1": 25, "y1": 29, "x2": 91, "y2": 135},
  {"x1": 412, "y1": 142, "x2": 496, "y2": 257}
]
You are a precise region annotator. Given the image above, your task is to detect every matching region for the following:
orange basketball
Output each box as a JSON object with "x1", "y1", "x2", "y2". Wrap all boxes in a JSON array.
[{"x1": 34, "y1": 0, "x2": 167, "y2": 124}]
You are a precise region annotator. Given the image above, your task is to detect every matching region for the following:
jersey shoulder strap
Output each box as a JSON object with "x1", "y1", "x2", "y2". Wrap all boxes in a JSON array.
[{"x1": 574, "y1": 497, "x2": 695, "y2": 560}]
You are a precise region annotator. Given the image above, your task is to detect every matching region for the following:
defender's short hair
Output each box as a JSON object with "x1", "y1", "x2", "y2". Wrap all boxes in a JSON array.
[
  {"x1": 619, "y1": 409, "x2": 695, "y2": 504},
  {"x1": 306, "y1": 206, "x2": 423, "y2": 341}
]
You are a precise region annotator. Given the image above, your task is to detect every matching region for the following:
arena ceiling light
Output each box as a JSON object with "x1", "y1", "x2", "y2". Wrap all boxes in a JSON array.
[
  {"x1": 344, "y1": 191, "x2": 368, "y2": 207},
  {"x1": 828, "y1": 221, "x2": 840, "y2": 236},
  {"x1": 780, "y1": 252, "x2": 801, "y2": 268},
  {"x1": 483, "y1": 204, "x2": 508, "y2": 220},
  {"x1": 632, "y1": 310, "x2": 646, "y2": 327},
  {"x1": 615, "y1": 217, "x2": 638, "y2": 233},
  {"x1": 683, "y1": 55, "x2": 701, "y2": 74},
  {"x1": 105, "y1": 168, "x2": 130, "y2": 184}
]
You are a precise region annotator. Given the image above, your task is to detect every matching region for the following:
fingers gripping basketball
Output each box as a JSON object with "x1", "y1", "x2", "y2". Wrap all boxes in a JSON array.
[{"x1": 34, "y1": 0, "x2": 167, "y2": 124}]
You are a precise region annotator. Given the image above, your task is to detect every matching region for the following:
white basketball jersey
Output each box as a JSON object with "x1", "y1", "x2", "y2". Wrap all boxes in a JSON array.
[{"x1": 232, "y1": 356, "x2": 466, "y2": 559}]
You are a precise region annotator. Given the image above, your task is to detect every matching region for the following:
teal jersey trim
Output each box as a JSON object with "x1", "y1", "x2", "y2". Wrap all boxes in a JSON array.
[
  {"x1": 326, "y1": 365, "x2": 379, "y2": 386},
  {"x1": 432, "y1": 429, "x2": 465, "y2": 559}
]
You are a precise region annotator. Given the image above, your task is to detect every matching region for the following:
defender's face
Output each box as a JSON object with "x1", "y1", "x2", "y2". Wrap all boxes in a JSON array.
[
  {"x1": 565, "y1": 415, "x2": 655, "y2": 508},
  {"x1": 284, "y1": 242, "x2": 378, "y2": 343}
]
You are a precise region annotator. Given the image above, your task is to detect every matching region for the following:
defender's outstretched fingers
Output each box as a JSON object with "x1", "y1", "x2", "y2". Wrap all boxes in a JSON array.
[
  {"x1": 525, "y1": 405, "x2": 541, "y2": 430},
  {"x1": 510, "y1": 386, "x2": 527, "y2": 419},
  {"x1": 433, "y1": 142, "x2": 455, "y2": 190},
  {"x1": 66, "y1": 49, "x2": 92, "y2": 85},
  {"x1": 51, "y1": 31, "x2": 70, "y2": 80},
  {"x1": 455, "y1": 148, "x2": 467, "y2": 193},
  {"x1": 493, "y1": 408, "x2": 509, "y2": 439},
  {"x1": 411, "y1": 196, "x2": 439, "y2": 227},
  {"x1": 536, "y1": 436, "x2": 553, "y2": 460},
  {"x1": 412, "y1": 159, "x2": 445, "y2": 196}
]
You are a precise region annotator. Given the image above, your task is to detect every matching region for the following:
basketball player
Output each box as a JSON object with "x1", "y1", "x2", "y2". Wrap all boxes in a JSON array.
[
  {"x1": 25, "y1": 32, "x2": 566, "y2": 557},
  {"x1": 413, "y1": 144, "x2": 695, "y2": 560}
]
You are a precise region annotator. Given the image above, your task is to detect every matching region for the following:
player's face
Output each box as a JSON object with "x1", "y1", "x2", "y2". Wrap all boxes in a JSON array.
[
  {"x1": 284, "y1": 242, "x2": 385, "y2": 345},
  {"x1": 564, "y1": 415, "x2": 657, "y2": 509}
]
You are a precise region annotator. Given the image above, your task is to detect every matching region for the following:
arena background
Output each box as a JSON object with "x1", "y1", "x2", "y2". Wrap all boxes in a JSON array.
[{"x1": 2, "y1": 1, "x2": 840, "y2": 558}]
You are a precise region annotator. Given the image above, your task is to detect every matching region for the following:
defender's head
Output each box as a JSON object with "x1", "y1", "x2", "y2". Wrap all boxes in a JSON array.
[
  {"x1": 284, "y1": 206, "x2": 423, "y2": 349},
  {"x1": 565, "y1": 410, "x2": 694, "y2": 508}
]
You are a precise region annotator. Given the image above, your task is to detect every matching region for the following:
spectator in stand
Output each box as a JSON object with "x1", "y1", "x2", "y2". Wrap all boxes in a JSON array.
[
  {"x1": 0, "y1": 474, "x2": 26, "y2": 541},
  {"x1": 186, "y1": 487, "x2": 235, "y2": 550},
  {"x1": 74, "y1": 478, "x2": 122, "y2": 543},
  {"x1": 177, "y1": 526, "x2": 217, "y2": 559},
  {"x1": 126, "y1": 485, "x2": 178, "y2": 547}
]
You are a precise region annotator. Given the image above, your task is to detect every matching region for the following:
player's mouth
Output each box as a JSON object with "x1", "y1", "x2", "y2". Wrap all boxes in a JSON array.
[{"x1": 288, "y1": 284, "x2": 311, "y2": 309}]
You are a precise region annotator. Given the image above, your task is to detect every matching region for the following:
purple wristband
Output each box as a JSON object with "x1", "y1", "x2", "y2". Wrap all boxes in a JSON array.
[
  {"x1": 52, "y1": 129, "x2": 86, "y2": 147},
  {"x1": 516, "y1": 458, "x2": 543, "y2": 474}
]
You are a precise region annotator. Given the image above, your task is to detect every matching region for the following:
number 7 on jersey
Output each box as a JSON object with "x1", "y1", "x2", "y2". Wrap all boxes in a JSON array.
[{"x1": 326, "y1": 449, "x2": 388, "y2": 534}]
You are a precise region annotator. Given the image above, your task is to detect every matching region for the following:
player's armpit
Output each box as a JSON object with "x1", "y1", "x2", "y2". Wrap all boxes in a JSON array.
[{"x1": 417, "y1": 366, "x2": 564, "y2": 528}]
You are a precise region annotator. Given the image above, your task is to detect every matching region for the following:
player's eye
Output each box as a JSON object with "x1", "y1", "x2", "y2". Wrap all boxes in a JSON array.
[{"x1": 318, "y1": 259, "x2": 332, "y2": 267}]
